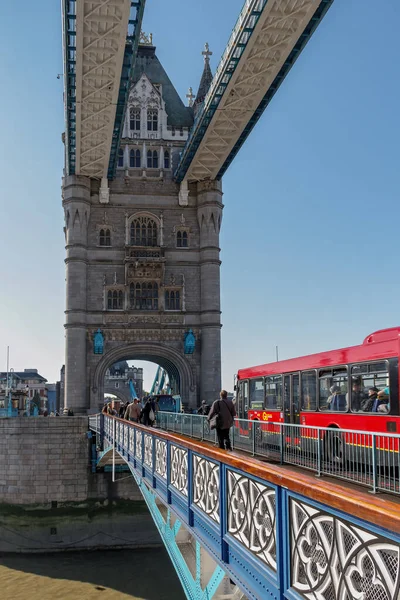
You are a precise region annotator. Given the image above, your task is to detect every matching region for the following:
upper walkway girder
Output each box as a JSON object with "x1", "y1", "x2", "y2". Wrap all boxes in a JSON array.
[
  {"x1": 175, "y1": 0, "x2": 333, "y2": 183},
  {"x1": 62, "y1": 0, "x2": 145, "y2": 179},
  {"x1": 89, "y1": 415, "x2": 400, "y2": 600}
]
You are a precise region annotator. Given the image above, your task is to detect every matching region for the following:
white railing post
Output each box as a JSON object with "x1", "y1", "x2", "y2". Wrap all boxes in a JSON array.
[{"x1": 112, "y1": 418, "x2": 116, "y2": 483}]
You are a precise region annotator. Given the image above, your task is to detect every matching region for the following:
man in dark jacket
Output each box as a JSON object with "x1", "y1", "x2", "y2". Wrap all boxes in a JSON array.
[{"x1": 208, "y1": 390, "x2": 236, "y2": 450}]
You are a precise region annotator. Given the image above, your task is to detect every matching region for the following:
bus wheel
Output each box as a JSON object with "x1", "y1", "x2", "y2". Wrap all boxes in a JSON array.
[{"x1": 326, "y1": 429, "x2": 344, "y2": 469}]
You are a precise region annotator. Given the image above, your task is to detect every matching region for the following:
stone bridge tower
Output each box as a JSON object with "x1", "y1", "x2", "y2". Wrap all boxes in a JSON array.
[{"x1": 62, "y1": 40, "x2": 222, "y2": 414}]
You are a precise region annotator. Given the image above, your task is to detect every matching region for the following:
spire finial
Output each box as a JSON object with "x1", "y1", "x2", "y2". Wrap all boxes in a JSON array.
[
  {"x1": 202, "y1": 42, "x2": 212, "y2": 64},
  {"x1": 186, "y1": 86, "x2": 195, "y2": 107}
]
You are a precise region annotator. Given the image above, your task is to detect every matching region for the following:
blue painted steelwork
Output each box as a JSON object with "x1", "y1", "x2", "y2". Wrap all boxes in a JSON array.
[
  {"x1": 150, "y1": 366, "x2": 165, "y2": 395},
  {"x1": 90, "y1": 416, "x2": 400, "y2": 600},
  {"x1": 131, "y1": 468, "x2": 226, "y2": 599},
  {"x1": 63, "y1": 0, "x2": 146, "y2": 178},
  {"x1": 175, "y1": 0, "x2": 334, "y2": 183},
  {"x1": 62, "y1": 0, "x2": 77, "y2": 176},
  {"x1": 107, "y1": 0, "x2": 146, "y2": 179},
  {"x1": 129, "y1": 378, "x2": 137, "y2": 400}
]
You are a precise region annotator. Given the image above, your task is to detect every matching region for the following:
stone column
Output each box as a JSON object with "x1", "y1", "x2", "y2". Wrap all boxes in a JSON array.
[
  {"x1": 197, "y1": 180, "x2": 223, "y2": 404},
  {"x1": 63, "y1": 175, "x2": 91, "y2": 414}
]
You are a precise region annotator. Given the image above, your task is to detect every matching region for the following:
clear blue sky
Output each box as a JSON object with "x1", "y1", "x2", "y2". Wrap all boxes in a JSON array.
[{"x1": 0, "y1": 0, "x2": 399, "y2": 392}]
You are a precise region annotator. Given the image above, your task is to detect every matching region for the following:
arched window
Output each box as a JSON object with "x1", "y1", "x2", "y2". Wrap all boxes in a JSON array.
[
  {"x1": 165, "y1": 290, "x2": 180, "y2": 311},
  {"x1": 130, "y1": 216, "x2": 158, "y2": 246},
  {"x1": 164, "y1": 150, "x2": 170, "y2": 169},
  {"x1": 107, "y1": 289, "x2": 124, "y2": 310},
  {"x1": 118, "y1": 148, "x2": 124, "y2": 167},
  {"x1": 147, "y1": 150, "x2": 158, "y2": 169},
  {"x1": 147, "y1": 109, "x2": 158, "y2": 131},
  {"x1": 130, "y1": 282, "x2": 158, "y2": 310},
  {"x1": 130, "y1": 149, "x2": 141, "y2": 168},
  {"x1": 177, "y1": 230, "x2": 188, "y2": 248},
  {"x1": 100, "y1": 229, "x2": 111, "y2": 246},
  {"x1": 129, "y1": 107, "x2": 140, "y2": 131}
]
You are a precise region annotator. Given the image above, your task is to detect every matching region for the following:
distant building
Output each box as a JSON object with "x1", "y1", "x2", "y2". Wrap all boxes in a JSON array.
[
  {"x1": 105, "y1": 361, "x2": 144, "y2": 404},
  {"x1": 0, "y1": 369, "x2": 48, "y2": 415}
]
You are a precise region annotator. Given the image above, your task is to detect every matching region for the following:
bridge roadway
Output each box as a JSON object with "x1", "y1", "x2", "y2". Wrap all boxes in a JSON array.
[{"x1": 89, "y1": 414, "x2": 400, "y2": 600}]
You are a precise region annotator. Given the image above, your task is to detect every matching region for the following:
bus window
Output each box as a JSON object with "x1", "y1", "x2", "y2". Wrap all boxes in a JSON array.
[
  {"x1": 301, "y1": 371, "x2": 317, "y2": 411},
  {"x1": 319, "y1": 367, "x2": 348, "y2": 412},
  {"x1": 265, "y1": 375, "x2": 282, "y2": 409},
  {"x1": 351, "y1": 361, "x2": 389, "y2": 413},
  {"x1": 249, "y1": 378, "x2": 264, "y2": 409}
]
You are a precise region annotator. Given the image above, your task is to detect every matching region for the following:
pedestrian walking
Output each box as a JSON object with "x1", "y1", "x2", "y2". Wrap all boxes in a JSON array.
[
  {"x1": 142, "y1": 397, "x2": 156, "y2": 426},
  {"x1": 208, "y1": 390, "x2": 236, "y2": 450},
  {"x1": 124, "y1": 398, "x2": 141, "y2": 422}
]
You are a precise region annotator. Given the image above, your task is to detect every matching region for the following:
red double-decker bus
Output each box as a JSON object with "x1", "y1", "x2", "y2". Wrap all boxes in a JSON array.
[{"x1": 236, "y1": 327, "x2": 399, "y2": 436}]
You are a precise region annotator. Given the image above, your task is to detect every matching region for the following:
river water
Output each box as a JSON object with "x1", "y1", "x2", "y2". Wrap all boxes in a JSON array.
[{"x1": 0, "y1": 548, "x2": 186, "y2": 600}]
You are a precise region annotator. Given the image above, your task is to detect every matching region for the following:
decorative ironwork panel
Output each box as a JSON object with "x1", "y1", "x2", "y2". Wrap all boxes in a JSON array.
[
  {"x1": 144, "y1": 434, "x2": 153, "y2": 468},
  {"x1": 193, "y1": 455, "x2": 220, "y2": 523},
  {"x1": 227, "y1": 469, "x2": 276, "y2": 570},
  {"x1": 155, "y1": 439, "x2": 167, "y2": 480},
  {"x1": 129, "y1": 427, "x2": 134, "y2": 452},
  {"x1": 290, "y1": 497, "x2": 400, "y2": 600},
  {"x1": 135, "y1": 430, "x2": 142, "y2": 461},
  {"x1": 170, "y1": 445, "x2": 188, "y2": 496}
]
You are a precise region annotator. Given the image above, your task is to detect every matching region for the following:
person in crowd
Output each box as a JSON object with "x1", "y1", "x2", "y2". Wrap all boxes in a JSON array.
[
  {"x1": 376, "y1": 389, "x2": 390, "y2": 413},
  {"x1": 141, "y1": 396, "x2": 156, "y2": 426},
  {"x1": 124, "y1": 398, "x2": 141, "y2": 422},
  {"x1": 361, "y1": 387, "x2": 379, "y2": 412},
  {"x1": 207, "y1": 390, "x2": 236, "y2": 451},
  {"x1": 327, "y1": 385, "x2": 341, "y2": 410},
  {"x1": 348, "y1": 380, "x2": 367, "y2": 411},
  {"x1": 118, "y1": 402, "x2": 127, "y2": 418},
  {"x1": 197, "y1": 400, "x2": 209, "y2": 415}
]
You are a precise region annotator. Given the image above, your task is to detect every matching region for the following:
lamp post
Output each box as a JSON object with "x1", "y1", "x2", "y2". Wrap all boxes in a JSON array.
[{"x1": 7, "y1": 368, "x2": 14, "y2": 417}]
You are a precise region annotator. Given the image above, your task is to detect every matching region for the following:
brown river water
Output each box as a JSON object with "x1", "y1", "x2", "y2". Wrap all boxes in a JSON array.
[{"x1": 0, "y1": 548, "x2": 186, "y2": 600}]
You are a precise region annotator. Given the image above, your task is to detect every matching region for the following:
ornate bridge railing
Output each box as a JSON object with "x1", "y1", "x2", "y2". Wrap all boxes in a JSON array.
[
  {"x1": 156, "y1": 412, "x2": 400, "y2": 496},
  {"x1": 89, "y1": 415, "x2": 400, "y2": 600}
]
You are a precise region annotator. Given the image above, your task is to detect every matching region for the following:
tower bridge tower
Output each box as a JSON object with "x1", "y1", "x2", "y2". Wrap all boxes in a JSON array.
[{"x1": 63, "y1": 39, "x2": 222, "y2": 413}]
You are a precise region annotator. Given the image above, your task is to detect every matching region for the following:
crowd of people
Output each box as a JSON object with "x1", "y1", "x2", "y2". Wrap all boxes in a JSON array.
[
  {"x1": 102, "y1": 389, "x2": 237, "y2": 451},
  {"x1": 102, "y1": 396, "x2": 159, "y2": 426}
]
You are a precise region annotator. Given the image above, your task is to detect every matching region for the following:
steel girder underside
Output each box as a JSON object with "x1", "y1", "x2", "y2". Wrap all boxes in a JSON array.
[
  {"x1": 175, "y1": 0, "x2": 333, "y2": 183},
  {"x1": 63, "y1": 0, "x2": 145, "y2": 179}
]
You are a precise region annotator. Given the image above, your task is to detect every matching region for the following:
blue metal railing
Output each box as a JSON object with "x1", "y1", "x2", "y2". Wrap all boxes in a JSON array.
[
  {"x1": 155, "y1": 412, "x2": 400, "y2": 496},
  {"x1": 89, "y1": 414, "x2": 400, "y2": 600}
]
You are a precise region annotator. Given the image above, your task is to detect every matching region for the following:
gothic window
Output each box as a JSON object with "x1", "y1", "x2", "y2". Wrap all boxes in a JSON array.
[
  {"x1": 99, "y1": 228, "x2": 111, "y2": 246},
  {"x1": 147, "y1": 150, "x2": 158, "y2": 168},
  {"x1": 177, "y1": 230, "x2": 188, "y2": 248},
  {"x1": 164, "y1": 151, "x2": 170, "y2": 169},
  {"x1": 165, "y1": 290, "x2": 180, "y2": 311},
  {"x1": 118, "y1": 148, "x2": 124, "y2": 167},
  {"x1": 130, "y1": 282, "x2": 158, "y2": 310},
  {"x1": 130, "y1": 149, "x2": 141, "y2": 168},
  {"x1": 107, "y1": 290, "x2": 124, "y2": 310},
  {"x1": 147, "y1": 109, "x2": 158, "y2": 131},
  {"x1": 129, "y1": 107, "x2": 140, "y2": 131},
  {"x1": 130, "y1": 216, "x2": 158, "y2": 246}
]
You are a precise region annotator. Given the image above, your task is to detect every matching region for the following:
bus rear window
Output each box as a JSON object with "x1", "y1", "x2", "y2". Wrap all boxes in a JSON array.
[
  {"x1": 351, "y1": 362, "x2": 390, "y2": 413},
  {"x1": 249, "y1": 378, "x2": 264, "y2": 409}
]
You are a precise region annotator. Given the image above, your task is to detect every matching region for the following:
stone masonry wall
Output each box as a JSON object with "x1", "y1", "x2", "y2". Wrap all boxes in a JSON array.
[
  {"x1": 0, "y1": 417, "x2": 141, "y2": 505},
  {"x1": 0, "y1": 417, "x2": 162, "y2": 552}
]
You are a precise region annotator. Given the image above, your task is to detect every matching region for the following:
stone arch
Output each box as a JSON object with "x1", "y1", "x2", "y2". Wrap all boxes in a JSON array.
[
  {"x1": 91, "y1": 342, "x2": 196, "y2": 410},
  {"x1": 103, "y1": 386, "x2": 131, "y2": 405}
]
